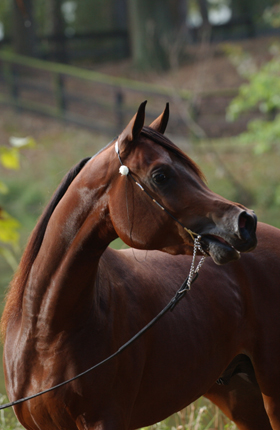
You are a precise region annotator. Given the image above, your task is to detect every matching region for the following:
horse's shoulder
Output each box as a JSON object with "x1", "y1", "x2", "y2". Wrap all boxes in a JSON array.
[{"x1": 255, "y1": 222, "x2": 280, "y2": 250}]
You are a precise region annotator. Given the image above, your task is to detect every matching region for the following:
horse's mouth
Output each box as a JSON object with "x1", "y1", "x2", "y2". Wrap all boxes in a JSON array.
[{"x1": 200, "y1": 235, "x2": 241, "y2": 265}]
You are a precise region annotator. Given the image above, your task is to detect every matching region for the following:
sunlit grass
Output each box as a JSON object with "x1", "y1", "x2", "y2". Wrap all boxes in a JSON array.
[
  {"x1": 141, "y1": 398, "x2": 236, "y2": 430},
  {"x1": 0, "y1": 394, "x2": 236, "y2": 430},
  {"x1": 0, "y1": 394, "x2": 24, "y2": 430}
]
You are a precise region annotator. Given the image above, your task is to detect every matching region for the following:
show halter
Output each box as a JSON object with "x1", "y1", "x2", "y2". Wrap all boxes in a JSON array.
[
  {"x1": 115, "y1": 140, "x2": 207, "y2": 288},
  {"x1": 115, "y1": 140, "x2": 200, "y2": 242},
  {"x1": 0, "y1": 141, "x2": 207, "y2": 411}
]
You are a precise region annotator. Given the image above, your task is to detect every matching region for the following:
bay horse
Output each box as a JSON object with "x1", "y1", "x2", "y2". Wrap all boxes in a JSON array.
[
  {"x1": 205, "y1": 352, "x2": 273, "y2": 429},
  {"x1": 1, "y1": 101, "x2": 258, "y2": 430}
]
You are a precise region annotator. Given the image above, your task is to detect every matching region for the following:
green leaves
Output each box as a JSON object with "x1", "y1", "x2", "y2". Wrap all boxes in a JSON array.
[
  {"x1": 0, "y1": 393, "x2": 25, "y2": 430},
  {"x1": 0, "y1": 208, "x2": 20, "y2": 271},
  {"x1": 0, "y1": 209, "x2": 20, "y2": 246},
  {"x1": 0, "y1": 137, "x2": 35, "y2": 170},
  {"x1": 0, "y1": 147, "x2": 20, "y2": 170},
  {"x1": 0, "y1": 181, "x2": 9, "y2": 194},
  {"x1": 226, "y1": 44, "x2": 280, "y2": 153},
  {"x1": 237, "y1": 115, "x2": 280, "y2": 153},
  {"x1": 0, "y1": 136, "x2": 36, "y2": 269},
  {"x1": 0, "y1": 246, "x2": 18, "y2": 272}
]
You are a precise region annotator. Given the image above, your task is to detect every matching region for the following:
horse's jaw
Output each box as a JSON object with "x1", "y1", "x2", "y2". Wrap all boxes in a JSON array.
[
  {"x1": 162, "y1": 240, "x2": 241, "y2": 264},
  {"x1": 161, "y1": 223, "x2": 257, "y2": 265},
  {"x1": 198, "y1": 212, "x2": 257, "y2": 265},
  {"x1": 199, "y1": 235, "x2": 241, "y2": 265}
]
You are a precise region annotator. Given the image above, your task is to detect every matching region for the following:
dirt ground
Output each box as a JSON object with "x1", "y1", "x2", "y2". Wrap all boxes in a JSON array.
[
  {"x1": 94, "y1": 36, "x2": 274, "y2": 91},
  {"x1": 0, "y1": 35, "x2": 277, "y2": 142}
]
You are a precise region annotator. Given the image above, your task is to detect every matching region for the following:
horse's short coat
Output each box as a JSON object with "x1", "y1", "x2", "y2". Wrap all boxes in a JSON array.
[{"x1": 1, "y1": 102, "x2": 263, "y2": 430}]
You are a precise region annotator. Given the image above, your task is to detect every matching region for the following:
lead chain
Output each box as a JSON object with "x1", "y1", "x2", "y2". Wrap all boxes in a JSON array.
[{"x1": 186, "y1": 236, "x2": 207, "y2": 289}]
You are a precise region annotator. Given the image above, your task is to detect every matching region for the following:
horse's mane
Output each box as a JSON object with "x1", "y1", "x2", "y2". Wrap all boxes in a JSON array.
[
  {"x1": 1, "y1": 157, "x2": 91, "y2": 338},
  {"x1": 1, "y1": 130, "x2": 203, "y2": 339},
  {"x1": 141, "y1": 127, "x2": 205, "y2": 182}
]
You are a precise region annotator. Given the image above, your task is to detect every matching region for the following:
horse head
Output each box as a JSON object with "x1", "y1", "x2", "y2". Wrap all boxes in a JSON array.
[
  {"x1": 1, "y1": 101, "x2": 260, "y2": 430},
  {"x1": 108, "y1": 101, "x2": 257, "y2": 265}
]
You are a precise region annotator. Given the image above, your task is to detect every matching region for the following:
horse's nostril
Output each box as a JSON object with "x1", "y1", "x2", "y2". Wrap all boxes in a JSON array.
[
  {"x1": 238, "y1": 211, "x2": 257, "y2": 238},
  {"x1": 239, "y1": 214, "x2": 247, "y2": 230}
]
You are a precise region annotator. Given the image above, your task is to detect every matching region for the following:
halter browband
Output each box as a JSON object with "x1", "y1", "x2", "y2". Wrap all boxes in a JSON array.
[{"x1": 115, "y1": 140, "x2": 200, "y2": 243}]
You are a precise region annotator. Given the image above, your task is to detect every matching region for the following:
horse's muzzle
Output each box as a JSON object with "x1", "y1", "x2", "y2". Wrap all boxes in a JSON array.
[
  {"x1": 199, "y1": 209, "x2": 257, "y2": 265},
  {"x1": 237, "y1": 211, "x2": 257, "y2": 252}
]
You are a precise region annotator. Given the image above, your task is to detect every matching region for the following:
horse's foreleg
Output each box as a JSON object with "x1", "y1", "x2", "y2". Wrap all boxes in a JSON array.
[
  {"x1": 261, "y1": 394, "x2": 280, "y2": 430},
  {"x1": 204, "y1": 374, "x2": 272, "y2": 430},
  {"x1": 252, "y1": 341, "x2": 280, "y2": 430}
]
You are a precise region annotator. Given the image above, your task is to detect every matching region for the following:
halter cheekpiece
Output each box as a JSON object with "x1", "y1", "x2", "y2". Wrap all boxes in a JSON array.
[{"x1": 115, "y1": 138, "x2": 207, "y2": 288}]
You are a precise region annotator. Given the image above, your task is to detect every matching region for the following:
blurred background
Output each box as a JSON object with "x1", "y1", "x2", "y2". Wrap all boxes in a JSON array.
[{"x1": 1, "y1": 0, "x2": 280, "y2": 428}]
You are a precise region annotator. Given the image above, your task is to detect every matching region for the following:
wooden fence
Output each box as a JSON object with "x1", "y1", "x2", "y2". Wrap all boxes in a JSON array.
[{"x1": 0, "y1": 51, "x2": 246, "y2": 138}]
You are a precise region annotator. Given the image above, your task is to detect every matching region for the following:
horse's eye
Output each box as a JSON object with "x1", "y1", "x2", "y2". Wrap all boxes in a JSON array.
[{"x1": 152, "y1": 172, "x2": 167, "y2": 185}]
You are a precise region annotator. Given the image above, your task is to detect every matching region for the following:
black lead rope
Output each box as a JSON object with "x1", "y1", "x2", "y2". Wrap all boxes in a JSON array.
[
  {"x1": 0, "y1": 141, "x2": 204, "y2": 411},
  {"x1": 0, "y1": 273, "x2": 199, "y2": 411}
]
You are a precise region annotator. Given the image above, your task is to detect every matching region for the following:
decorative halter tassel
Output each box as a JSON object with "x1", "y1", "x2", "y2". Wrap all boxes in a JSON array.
[{"x1": 119, "y1": 165, "x2": 129, "y2": 176}]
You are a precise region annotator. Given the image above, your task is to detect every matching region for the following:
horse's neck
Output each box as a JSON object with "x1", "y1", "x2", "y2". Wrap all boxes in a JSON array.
[{"x1": 22, "y1": 158, "x2": 117, "y2": 336}]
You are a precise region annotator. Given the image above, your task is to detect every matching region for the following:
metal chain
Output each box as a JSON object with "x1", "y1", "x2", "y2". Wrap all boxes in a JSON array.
[
  {"x1": 0, "y1": 242, "x2": 202, "y2": 411},
  {"x1": 0, "y1": 142, "x2": 208, "y2": 411},
  {"x1": 186, "y1": 236, "x2": 207, "y2": 289},
  {"x1": 115, "y1": 139, "x2": 207, "y2": 289}
]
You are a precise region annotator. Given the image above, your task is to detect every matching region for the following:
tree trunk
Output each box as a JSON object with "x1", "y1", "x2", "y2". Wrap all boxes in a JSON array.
[
  {"x1": 12, "y1": 0, "x2": 36, "y2": 56},
  {"x1": 198, "y1": 0, "x2": 209, "y2": 25},
  {"x1": 112, "y1": 0, "x2": 128, "y2": 30},
  {"x1": 128, "y1": 0, "x2": 188, "y2": 71},
  {"x1": 49, "y1": 0, "x2": 67, "y2": 63},
  {"x1": 112, "y1": 0, "x2": 130, "y2": 57},
  {"x1": 197, "y1": 0, "x2": 211, "y2": 42}
]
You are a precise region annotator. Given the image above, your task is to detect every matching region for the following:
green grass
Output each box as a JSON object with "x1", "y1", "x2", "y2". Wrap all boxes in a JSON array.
[
  {"x1": 1, "y1": 108, "x2": 279, "y2": 429},
  {"x1": 141, "y1": 399, "x2": 237, "y2": 429},
  {"x1": 0, "y1": 396, "x2": 236, "y2": 430},
  {"x1": 0, "y1": 395, "x2": 24, "y2": 430}
]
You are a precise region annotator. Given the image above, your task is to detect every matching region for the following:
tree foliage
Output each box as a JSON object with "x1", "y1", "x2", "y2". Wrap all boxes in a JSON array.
[
  {"x1": 226, "y1": 4, "x2": 280, "y2": 153},
  {"x1": 1, "y1": 0, "x2": 280, "y2": 68},
  {"x1": 0, "y1": 136, "x2": 35, "y2": 270}
]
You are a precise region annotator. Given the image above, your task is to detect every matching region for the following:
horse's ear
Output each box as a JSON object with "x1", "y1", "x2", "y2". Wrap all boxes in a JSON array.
[
  {"x1": 149, "y1": 103, "x2": 169, "y2": 134},
  {"x1": 118, "y1": 101, "x2": 147, "y2": 147}
]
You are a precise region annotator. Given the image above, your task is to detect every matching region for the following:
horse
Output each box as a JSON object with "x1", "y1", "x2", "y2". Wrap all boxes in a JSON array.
[
  {"x1": 205, "y1": 355, "x2": 273, "y2": 429},
  {"x1": 197, "y1": 220, "x2": 280, "y2": 430},
  {"x1": 1, "y1": 101, "x2": 258, "y2": 430}
]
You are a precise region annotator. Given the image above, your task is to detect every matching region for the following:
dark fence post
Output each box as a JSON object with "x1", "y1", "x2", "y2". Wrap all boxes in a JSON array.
[
  {"x1": 53, "y1": 72, "x2": 66, "y2": 117},
  {"x1": 115, "y1": 89, "x2": 124, "y2": 132},
  {"x1": 3, "y1": 62, "x2": 20, "y2": 110}
]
